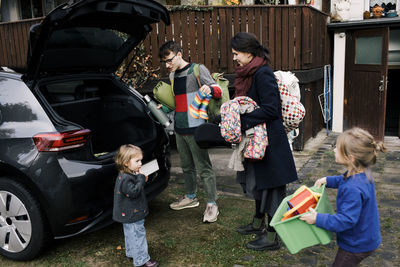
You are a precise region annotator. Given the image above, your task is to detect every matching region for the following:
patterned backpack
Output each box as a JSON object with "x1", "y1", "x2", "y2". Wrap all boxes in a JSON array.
[{"x1": 274, "y1": 71, "x2": 306, "y2": 133}]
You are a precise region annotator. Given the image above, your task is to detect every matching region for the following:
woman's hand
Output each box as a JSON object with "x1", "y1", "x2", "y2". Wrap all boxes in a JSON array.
[
  {"x1": 314, "y1": 177, "x2": 327, "y2": 188},
  {"x1": 199, "y1": 85, "x2": 211, "y2": 96},
  {"x1": 300, "y1": 208, "x2": 317, "y2": 224},
  {"x1": 157, "y1": 104, "x2": 162, "y2": 109}
]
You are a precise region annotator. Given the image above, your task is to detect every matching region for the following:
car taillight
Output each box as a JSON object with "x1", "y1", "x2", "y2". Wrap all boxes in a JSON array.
[{"x1": 33, "y1": 129, "x2": 91, "y2": 152}]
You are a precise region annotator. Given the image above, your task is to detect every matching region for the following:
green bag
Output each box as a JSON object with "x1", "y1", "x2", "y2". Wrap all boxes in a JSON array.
[
  {"x1": 153, "y1": 81, "x2": 175, "y2": 110},
  {"x1": 192, "y1": 64, "x2": 230, "y2": 122}
]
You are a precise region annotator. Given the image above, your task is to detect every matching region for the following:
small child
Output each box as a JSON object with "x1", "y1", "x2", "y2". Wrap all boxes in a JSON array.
[
  {"x1": 300, "y1": 127, "x2": 386, "y2": 267},
  {"x1": 113, "y1": 144, "x2": 158, "y2": 267}
]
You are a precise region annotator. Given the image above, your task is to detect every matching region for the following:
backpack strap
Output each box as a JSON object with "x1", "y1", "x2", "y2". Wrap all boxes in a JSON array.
[
  {"x1": 169, "y1": 72, "x2": 175, "y2": 96},
  {"x1": 192, "y1": 63, "x2": 202, "y2": 88}
]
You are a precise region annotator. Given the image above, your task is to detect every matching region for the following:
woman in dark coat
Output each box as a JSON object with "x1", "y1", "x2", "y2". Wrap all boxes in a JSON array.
[{"x1": 231, "y1": 32, "x2": 298, "y2": 251}]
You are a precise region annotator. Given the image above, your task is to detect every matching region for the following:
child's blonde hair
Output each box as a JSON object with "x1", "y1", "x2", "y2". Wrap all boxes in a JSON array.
[
  {"x1": 115, "y1": 144, "x2": 143, "y2": 173},
  {"x1": 336, "y1": 127, "x2": 387, "y2": 177}
]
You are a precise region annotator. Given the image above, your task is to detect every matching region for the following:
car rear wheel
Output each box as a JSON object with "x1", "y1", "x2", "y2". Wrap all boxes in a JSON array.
[{"x1": 0, "y1": 177, "x2": 48, "y2": 261}]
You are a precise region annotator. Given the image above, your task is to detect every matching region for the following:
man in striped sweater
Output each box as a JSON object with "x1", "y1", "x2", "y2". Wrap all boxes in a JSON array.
[{"x1": 159, "y1": 41, "x2": 221, "y2": 223}]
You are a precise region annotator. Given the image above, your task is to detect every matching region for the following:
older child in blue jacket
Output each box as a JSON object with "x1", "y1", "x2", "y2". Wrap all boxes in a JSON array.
[
  {"x1": 301, "y1": 127, "x2": 386, "y2": 267},
  {"x1": 113, "y1": 144, "x2": 158, "y2": 267}
]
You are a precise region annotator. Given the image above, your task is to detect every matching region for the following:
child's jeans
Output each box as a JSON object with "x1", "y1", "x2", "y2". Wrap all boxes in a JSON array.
[{"x1": 123, "y1": 219, "x2": 150, "y2": 266}]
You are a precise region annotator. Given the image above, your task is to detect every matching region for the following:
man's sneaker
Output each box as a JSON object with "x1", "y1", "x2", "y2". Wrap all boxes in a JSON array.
[
  {"x1": 203, "y1": 203, "x2": 219, "y2": 223},
  {"x1": 170, "y1": 196, "x2": 199, "y2": 210}
]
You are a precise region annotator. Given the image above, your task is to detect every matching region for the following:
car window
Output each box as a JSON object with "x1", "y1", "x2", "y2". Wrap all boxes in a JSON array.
[{"x1": 0, "y1": 78, "x2": 54, "y2": 137}]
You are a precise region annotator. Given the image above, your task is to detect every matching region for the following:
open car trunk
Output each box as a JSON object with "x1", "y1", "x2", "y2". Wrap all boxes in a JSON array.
[{"x1": 38, "y1": 77, "x2": 159, "y2": 157}]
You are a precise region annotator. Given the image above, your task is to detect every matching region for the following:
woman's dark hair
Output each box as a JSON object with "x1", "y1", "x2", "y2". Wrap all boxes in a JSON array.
[{"x1": 230, "y1": 32, "x2": 271, "y2": 64}]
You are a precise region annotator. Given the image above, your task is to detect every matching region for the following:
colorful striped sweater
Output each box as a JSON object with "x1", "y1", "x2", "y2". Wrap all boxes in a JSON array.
[{"x1": 169, "y1": 63, "x2": 222, "y2": 134}]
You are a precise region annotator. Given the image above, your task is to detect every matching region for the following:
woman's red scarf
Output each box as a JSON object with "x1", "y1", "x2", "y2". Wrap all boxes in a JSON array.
[{"x1": 233, "y1": 56, "x2": 267, "y2": 97}]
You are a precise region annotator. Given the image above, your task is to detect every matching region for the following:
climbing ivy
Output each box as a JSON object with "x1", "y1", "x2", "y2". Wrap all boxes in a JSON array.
[
  {"x1": 115, "y1": 43, "x2": 160, "y2": 89},
  {"x1": 167, "y1": 5, "x2": 213, "y2": 11}
]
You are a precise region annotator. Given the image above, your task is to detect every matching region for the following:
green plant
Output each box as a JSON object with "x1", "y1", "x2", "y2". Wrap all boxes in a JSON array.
[
  {"x1": 224, "y1": 0, "x2": 240, "y2": 5},
  {"x1": 167, "y1": 5, "x2": 213, "y2": 11},
  {"x1": 115, "y1": 42, "x2": 160, "y2": 89},
  {"x1": 256, "y1": 0, "x2": 278, "y2": 4}
]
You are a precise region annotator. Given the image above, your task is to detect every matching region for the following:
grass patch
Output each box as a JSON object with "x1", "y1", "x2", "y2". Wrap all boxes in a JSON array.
[
  {"x1": 0, "y1": 186, "x2": 309, "y2": 266},
  {"x1": 381, "y1": 217, "x2": 393, "y2": 230},
  {"x1": 0, "y1": 186, "x2": 346, "y2": 266}
]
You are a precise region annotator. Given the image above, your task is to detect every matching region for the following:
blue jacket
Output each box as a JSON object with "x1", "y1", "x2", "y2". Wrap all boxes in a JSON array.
[
  {"x1": 241, "y1": 65, "x2": 298, "y2": 189},
  {"x1": 316, "y1": 172, "x2": 381, "y2": 253},
  {"x1": 112, "y1": 172, "x2": 149, "y2": 223}
]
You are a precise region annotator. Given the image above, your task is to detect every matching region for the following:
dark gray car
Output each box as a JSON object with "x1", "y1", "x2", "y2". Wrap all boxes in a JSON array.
[{"x1": 0, "y1": 0, "x2": 170, "y2": 261}]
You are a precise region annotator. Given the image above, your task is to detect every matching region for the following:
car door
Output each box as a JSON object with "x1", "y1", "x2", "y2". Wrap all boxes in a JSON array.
[{"x1": 25, "y1": 0, "x2": 170, "y2": 81}]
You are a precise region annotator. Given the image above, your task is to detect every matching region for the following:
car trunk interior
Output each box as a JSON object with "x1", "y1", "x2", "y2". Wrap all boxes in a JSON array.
[{"x1": 38, "y1": 78, "x2": 158, "y2": 156}]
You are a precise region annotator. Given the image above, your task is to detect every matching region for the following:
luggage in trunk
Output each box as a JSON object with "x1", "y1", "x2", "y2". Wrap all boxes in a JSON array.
[{"x1": 39, "y1": 78, "x2": 157, "y2": 155}]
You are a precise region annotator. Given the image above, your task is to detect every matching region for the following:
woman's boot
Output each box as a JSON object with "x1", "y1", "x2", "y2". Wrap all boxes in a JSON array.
[
  {"x1": 245, "y1": 231, "x2": 280, "y2": 251},
  {"x1": 236, "y1": 217, "x2": 265, "y2": 235}
]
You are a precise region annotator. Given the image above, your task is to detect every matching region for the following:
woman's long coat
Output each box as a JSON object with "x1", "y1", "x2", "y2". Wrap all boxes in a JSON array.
[{"x1": 240, "y1": 65, "x2": 298, "y2": 189}]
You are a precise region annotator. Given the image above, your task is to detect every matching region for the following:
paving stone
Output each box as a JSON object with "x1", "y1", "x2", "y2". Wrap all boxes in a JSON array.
[
  {"x1": 298, "y1": 255, "x2": 318, "y2": 266},
  {"x1": 383, "y1": 167, "x2": 400, "y2": 174}
]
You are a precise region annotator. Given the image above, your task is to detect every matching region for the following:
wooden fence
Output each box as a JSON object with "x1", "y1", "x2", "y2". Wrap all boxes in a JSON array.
[
  {"x1": 0, "y1": 17, "x2": 42, "y2": 71},
  {"x1": 0, "y1": 6, "x2": 329, "y2": 74},
  {"x1": 143, "y1": 5, "x2": 330, "y2": 76}
]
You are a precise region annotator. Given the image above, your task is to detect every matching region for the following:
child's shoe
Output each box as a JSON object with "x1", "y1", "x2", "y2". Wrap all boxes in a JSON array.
[{"x1": 139, "y1": 259, "x2": 158, "y2": 267}]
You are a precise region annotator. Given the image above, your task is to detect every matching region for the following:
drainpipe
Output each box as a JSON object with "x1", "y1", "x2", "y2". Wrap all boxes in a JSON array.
[{"x1": 332, "y1": 31, "x2": 346, "y2": 133}]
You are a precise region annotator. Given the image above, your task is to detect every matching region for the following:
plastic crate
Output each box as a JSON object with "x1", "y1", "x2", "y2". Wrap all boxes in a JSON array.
[{"x1": 270, "y1": 184, "x2": 334, "y2": 254}]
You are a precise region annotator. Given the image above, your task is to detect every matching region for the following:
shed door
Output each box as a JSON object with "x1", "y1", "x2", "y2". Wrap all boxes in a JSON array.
[{"x1": 344, "y1": 28, "x2": 388, "y2": 140}]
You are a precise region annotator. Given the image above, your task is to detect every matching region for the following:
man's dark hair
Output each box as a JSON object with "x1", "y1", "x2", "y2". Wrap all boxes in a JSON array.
[{"x1": 159, "y1": 40, "x2": 182, "y2": 59}]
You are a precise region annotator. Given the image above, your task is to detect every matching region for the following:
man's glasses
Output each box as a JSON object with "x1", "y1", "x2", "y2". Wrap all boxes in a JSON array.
[{"x1": 161, "y1": 54, "x2": 176, "y2": 64}]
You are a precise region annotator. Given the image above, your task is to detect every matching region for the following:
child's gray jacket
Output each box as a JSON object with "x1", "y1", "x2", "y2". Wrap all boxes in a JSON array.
[{"x1": 112, "y1": 172, "x2": 149, "y2": 223}]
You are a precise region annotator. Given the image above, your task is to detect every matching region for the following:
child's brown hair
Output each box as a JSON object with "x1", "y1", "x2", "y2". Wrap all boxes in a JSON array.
[
  {"x1": 336, "y1": 127, "x2": 387, "y2": 177},
  {"x1": 114, "y1": 144, "x2": 142, "y2": 173}
]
